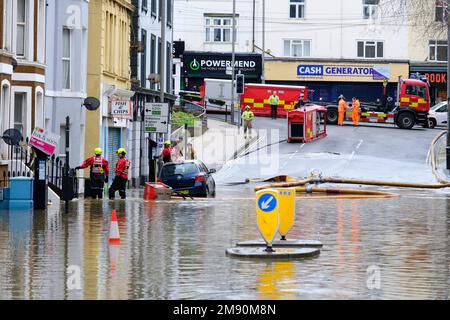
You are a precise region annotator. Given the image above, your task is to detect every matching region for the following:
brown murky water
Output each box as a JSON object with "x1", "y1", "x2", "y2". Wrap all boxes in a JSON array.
[{"x1": 0, "y1": 186, "x2": 449, "y2": 300}]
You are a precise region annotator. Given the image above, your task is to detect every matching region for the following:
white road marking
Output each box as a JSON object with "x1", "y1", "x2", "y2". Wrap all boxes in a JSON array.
[{"x1": 355, "y1": 139, "x2": 363, "y2": 149}]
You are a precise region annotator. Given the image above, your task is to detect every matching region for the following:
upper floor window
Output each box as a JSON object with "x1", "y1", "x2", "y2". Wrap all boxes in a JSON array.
[
  {"x1": 284, "y1": 39, "x2": 311, "y2": 57},
  {"x1": 205, "y1": 17, "x2": 233, "y2": 43},
  {"x1": 142, "y1": 0, "x2": 148, "y2": 12},
  {"x1": 429, "y1": 40, "x2": 447, "y2": 61},
  {"x1": 16, "y1": 0, "x2": 26, "y2": 57},
  {"x1": 167, "y1": 0, "x2": 172, "y2": 26},
  {"x1": 290, "y1": 0, "x2": 305, "y2": 19},
  {"x1": 62, "y1": 28, "x2": 72, "y2": 89},
  {"x1": 363, "y1": 0, "x2": 379, "y2": 19},
  {"x1": 151, "y1": 0, "x2": 157, "y2": 17},
  {"x1": 435, "y1": 1, "x2": 448, "y2": 22},
  {"x1": 357, "y1": 40, "x2": 383, "y2": 58}
]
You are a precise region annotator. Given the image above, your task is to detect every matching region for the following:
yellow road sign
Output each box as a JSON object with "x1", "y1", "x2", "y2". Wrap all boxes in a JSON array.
[
  {"x1": 256, "y1": 189, "x2": 280, "y2": 246},
  {"x1": 275, "y1": 188, "x2": 296, "y2": 238}
]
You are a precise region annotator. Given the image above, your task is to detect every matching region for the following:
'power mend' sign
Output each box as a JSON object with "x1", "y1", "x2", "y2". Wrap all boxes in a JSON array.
[{"x1": 256, "y1": 189, "x2": 280, "y2": 246}]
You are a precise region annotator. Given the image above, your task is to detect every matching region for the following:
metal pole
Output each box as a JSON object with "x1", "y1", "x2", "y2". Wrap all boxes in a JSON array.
[
  {"x1": 262, "y1": 0, "x2": 265, "y2": 84},
  {"x1": 65, "y1": 116, "x2": 70, "y2": 213},
  {"x1": 252, "y1": 0, "x2": 255, "y2": 53},
  {"x1": 231, "y1": 0, "x2": 236, "y2": 124},
  {"x1": 447, "y1": 0, "x2": 450, "y2": 170},
  {"x1": 158, "y1": 0, "x2": 166, "y2": 177}
]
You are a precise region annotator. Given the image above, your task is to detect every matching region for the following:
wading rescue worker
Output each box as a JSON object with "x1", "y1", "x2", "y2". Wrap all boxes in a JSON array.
[
  {"x1": 109, "y1": 148, "x2": 131, "y2": 200},
  {"x1": 352, "y1": 97, "x2": 360, "y2": 126},
  {"x1": 75, "y1": 148, "x2": 109, "y2": 199},
  {"x1": 268, "y1": 91, "x2": 280, "y2": 119},
  {"x1": 338, "y1": 94, "x2": 347, "y2": 126},
  {"x1": 241, "y1": 105, "x2": 255, "y2": 138}
]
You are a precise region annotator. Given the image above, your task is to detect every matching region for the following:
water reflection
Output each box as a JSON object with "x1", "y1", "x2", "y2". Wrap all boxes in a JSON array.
[{"x1": 0, "y1": 187, "x2": 449, "y2": 299}]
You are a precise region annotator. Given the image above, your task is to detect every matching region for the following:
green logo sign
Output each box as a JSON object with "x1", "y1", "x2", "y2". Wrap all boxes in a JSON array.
[{"x1": 190, "y1": 59, "x2": 200, "y2": 71}]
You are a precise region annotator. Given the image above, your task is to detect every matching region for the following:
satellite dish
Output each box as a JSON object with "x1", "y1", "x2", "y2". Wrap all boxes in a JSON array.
[
  {"x1": 2, "y1": 129, "x2": 23, "y2": 146},
  {"x1": 83, "y1": 97, "x2": 100, "y2": 111}
]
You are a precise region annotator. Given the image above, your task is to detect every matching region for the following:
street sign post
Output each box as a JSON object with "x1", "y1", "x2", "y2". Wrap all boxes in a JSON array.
[
  {"x1": 275, "y1": 188, "x2": 296, "y2": 240},
  {"x1": 144, "y1": 103, "x2": 169, "y2": 133},
  {"x1": 256, "y1": 189, "x2": 280, "y2": 252}
]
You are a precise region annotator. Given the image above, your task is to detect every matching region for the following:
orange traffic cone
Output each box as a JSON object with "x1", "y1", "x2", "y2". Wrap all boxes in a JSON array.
[{"x1": 109, "y1": 210, "x2": 120, "y2": 244}]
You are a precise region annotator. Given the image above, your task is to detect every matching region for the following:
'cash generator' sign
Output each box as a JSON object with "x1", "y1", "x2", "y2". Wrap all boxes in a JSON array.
[{"x1": 297, "y1": 64, "x2": 390, "y2": 80}]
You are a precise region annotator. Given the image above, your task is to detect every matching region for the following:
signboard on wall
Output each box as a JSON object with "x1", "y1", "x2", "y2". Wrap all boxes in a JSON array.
[
  {"x1": 182, "y1": 51, "x2": 262, "y2": 79},
  {"x1": 110, "y1": 99, "x2": 133, "y2": 119},
  {"x1": 144, "y1": 103, "x2": 169, "y2": 133},
  {"x1": 29, "y1": 127, "x2": 60, "y2": 156},
  {"x1": 296, "y1": 64, "x2": 390, "y2": 80}
]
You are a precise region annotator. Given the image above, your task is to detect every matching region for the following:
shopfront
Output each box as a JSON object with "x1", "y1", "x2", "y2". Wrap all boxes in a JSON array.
[
  {"x1": 181, "y1": 51, "x2": 262, "y2": 91},
  {"x1": 265, "y1": 59, "x2": 409, "y2": 105},
  {"x1": 410, "y1": 62, "x2": 447, "y2": 106}
]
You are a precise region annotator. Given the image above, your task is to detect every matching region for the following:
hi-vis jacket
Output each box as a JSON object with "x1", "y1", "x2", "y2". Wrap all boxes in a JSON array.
[
  {"x1": 268, "y1": 95, "x2": 280, "y2": 105},
  {"x1": 242, "y1": 110, "x2": 255, "y2": 121}
]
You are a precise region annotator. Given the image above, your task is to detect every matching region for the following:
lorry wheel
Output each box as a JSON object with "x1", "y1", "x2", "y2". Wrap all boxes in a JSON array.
[
  {"x1": 396, "y1": 113, "x2": 415, "y2": 129},
  {"x1": 326, "y1": 108, "x2": 338, "y2": 124}
]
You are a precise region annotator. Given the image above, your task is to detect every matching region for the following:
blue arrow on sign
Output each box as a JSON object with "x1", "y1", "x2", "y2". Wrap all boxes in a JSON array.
[{"x1": 258, "y1": 193, "x2": 277, "y2": 212}]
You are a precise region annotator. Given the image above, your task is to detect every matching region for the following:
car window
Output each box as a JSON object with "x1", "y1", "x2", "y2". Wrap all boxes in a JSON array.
[
  {"x1": 161, "y1": 163, "x2": 200, "y2": 177},
  {"x1": 197, "y1": 160, "x2": 208, "y2": 173},
  {"x1": 431, "y1": 101, "x2": 446, "y2": 111},
  {"x1": 438, "y1": 105, "x2": 448, "y2": 112}
]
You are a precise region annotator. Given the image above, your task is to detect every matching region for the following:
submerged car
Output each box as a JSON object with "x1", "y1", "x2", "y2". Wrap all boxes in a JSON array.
[
  {"x1": 428, "y1": 101, "x2": 448, "y2": 128},
  {"x1": 158, "y1": 160, "x2": 216, "y2": 197}
]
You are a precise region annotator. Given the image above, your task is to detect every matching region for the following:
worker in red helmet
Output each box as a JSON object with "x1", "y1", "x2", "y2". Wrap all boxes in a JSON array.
[
  {"x1": 109, "y1": 148, "x2": 131, "y2": 200},
  {"x1": 75, "y1": 147, "x2": 109, "y2": 199}
]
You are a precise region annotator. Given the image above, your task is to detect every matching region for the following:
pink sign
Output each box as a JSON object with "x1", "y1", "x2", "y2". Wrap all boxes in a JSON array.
[{"x1": 29, "y1": 127, "x2": 60, "y2": 156}]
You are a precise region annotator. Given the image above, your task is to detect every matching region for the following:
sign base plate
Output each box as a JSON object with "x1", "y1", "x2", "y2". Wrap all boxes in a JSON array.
[
  {"x1": 226, "y1": 247, "x2": 320, "y2": 259},
  {"x1": 236, "y1": 239, "x2": 323, "y2": 248}
]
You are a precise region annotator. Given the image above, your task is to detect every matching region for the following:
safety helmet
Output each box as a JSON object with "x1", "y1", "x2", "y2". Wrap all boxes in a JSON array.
[
  {"x1": 117, "y1": 148, "x2": 126, "y2": 155},
  {"x1": 94, "y1": 147, "x2": 103, "y2": 155},
  {"x1": 164, "y1": 140, "x2": 171, "y2": 145},
  {"x1": 245, "y1": 105, "x2": 251, "y2": 110}
]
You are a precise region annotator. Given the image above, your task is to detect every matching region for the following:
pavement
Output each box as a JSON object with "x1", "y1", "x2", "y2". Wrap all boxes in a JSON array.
[
  {"x1": 435, "y1": 131, "x2": 450, "y2": 181},
  {"x1": 214, "y1": 116, "x2": 444, "y2": 184},
  {"x1": 190, "y1": 117, "x2": 258, "y2": 170}
]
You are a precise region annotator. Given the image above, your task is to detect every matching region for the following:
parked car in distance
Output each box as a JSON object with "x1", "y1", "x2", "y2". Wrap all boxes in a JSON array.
[
  {"x1": 158, "y1": 160, "x2": 216, "y2": 197},
  {"x1": 428, "y1": 101, "x2": 448, "y2": 128}
]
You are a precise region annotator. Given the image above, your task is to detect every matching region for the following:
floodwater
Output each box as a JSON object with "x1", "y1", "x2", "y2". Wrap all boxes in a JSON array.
[{"x1": 0, "y1": 185, "x2": 449, "y2": 300}]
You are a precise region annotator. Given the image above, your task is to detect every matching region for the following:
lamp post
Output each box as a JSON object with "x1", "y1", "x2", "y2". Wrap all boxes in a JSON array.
[
  {"x1": 447, "y1": 0, "x2": 450, "y2": 169},
  {"x1": 231, "y1": 0, "x2": 236, "y2": 124}
]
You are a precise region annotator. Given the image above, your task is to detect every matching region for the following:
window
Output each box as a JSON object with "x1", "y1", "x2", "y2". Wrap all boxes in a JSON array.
[
  {"x1": 435, "y1": 1, "x2": 448, "y2": 22},
  {"x1": 62, "y1": 28, "x2": 71, "y2": 90},
  {"x1": 16, "y1": 0, "x2": 26, "y2": 57},
  {"x1": 166, "y1": 41, "x2": 171, "y2": 93},
  {"x1": 357, "y1": 40, "x2": 383, "y2": 58},
  {"x1": 14, "y1": 93, "x2": 25, "y2": 134},
  {"x1": 290, "y1": 0, "x2": 305, "y2": 19},
  {"x1": 363, "y1": 0, "x2": 379, "y2": 19},
  {"x1": 405, "y1": 85, "x2": 426, "y2": 98},
  {"x1": 151, "y1": 0, "x2": 157, "y2": 17},
  {"x1": 284, "y1": 39, "x2": 311, "y2": 57},
  {"x1": 141, "y1": 29, "x2": 147, "y2": 88},
  {"x1": 167, "y1": 0, "x2": 172, "y2": 26},
  {"x1": 429, "y1": 40, "x2": 447, "y2": 61},
  {"x1": 205, "y1": 17, "x2": 233, "y2": 43},
  {"x1": 142, "y1": 0, "x2": 148, "y2": 12},
  {"x1": 150, "y1": 34, "x2": 156, "y2": 89}
]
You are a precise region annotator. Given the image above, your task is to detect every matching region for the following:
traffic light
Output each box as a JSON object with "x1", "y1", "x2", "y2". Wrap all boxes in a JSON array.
[{"x1": 236, "y1": 74, "x2": 245, "y2": 94}]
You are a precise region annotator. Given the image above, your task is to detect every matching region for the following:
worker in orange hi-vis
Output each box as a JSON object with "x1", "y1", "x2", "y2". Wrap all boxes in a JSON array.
[
  {"x1": 351, "y1": 97, "x2": 360, "y2": 126},
  {"x1": 338, "y1": 95, "x2": 347, "y2": 126}
]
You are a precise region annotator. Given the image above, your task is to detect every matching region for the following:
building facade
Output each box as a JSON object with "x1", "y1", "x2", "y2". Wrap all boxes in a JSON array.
[
  {"x1": 85, "y1": 0, "x2": 135, "y2": 183},
  {"x1": 174, "y1": 0, "x2": 410, "y2": 103},
  {"x1": 44, "y1": 0, "x2": 89, "y2": 170},
  {"x1": 0, "y1": 0, "x2": 46, "y2": 160},
  {"x1": 129, "y1": 0, "x2": 176, "y2": 186}
]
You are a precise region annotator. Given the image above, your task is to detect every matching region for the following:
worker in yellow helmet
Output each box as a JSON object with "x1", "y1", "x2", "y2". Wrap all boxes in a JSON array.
[
  {"x1": 109, "y1": 148, "x2": 131, "y2": 200},
  {"x1": 75, "y1": 148, "x2": 109, "y2": 199},
  {"x1": 241, "y1": 105, "x2": 255, "y2": 138}
]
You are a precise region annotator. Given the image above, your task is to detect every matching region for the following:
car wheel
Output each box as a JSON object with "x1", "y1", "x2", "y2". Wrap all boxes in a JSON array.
[{"x1": 428, "y1": 118, "x2": 436, "y2": 129}]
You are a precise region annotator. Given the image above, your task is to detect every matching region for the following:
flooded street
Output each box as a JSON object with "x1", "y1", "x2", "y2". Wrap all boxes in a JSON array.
[{"x1": 1, "y1": 185, "x2": 449, "y2": 300}]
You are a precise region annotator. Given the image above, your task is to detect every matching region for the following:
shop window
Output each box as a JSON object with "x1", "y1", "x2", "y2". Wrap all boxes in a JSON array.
[
  {"x1": 283, "y1": 39, "x2": 311, "y2": 57},
  {"x1": 357, "y1": 40, "x2": 383, "y2": 58},
  {"x1": 429, "y1": 40, "x2": 447, "y2": 61},
  {"x1": 435, "y1": 0, "x2": 448, "y2": 22},
  {"x1": 363, "y1": 0, "x2": 379, "y2": 19},
  {"x1": 290, "y1": 0, "x2": 305, "y2": 19},
  {"x1": 205, "y1": 16, "x2": 234, "y2": 43}
]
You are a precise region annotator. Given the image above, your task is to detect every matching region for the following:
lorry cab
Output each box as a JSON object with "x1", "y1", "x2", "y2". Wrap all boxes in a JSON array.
[{"x1": 395, "y1": 77, "x2": 431, "y2": 129}]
